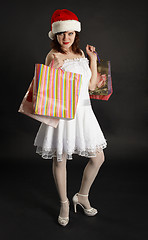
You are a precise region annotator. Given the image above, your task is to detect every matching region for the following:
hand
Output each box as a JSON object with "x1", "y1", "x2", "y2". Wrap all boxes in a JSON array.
[
  {"x1": 86, "y1": 44, "x2": 97, "y2": 61},
  {"x1": 51, "y1": 53, "x2": 64, "y2": 68}
]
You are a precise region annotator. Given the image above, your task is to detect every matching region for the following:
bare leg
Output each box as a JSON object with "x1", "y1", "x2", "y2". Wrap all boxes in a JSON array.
[
  {"x1": 52, "y1": 154, "x2": 69, "y2": 218},
  {"x1": 78, "y1": 150, "x2": 105, "y2": 209}
]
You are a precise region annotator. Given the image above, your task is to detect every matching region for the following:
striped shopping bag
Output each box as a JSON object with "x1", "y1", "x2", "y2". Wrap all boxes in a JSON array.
[{"x1": 33, "y1": 63, "x2": 82, "y2": 119}]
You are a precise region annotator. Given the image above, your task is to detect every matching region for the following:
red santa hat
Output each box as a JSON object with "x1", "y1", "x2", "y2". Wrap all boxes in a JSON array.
[{"x1": 48, "y1": 9, "x2": 81, "y2": 40}]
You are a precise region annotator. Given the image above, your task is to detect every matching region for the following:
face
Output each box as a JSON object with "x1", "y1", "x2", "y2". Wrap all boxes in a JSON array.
[{"x1": 56, "y1": 31, "x2": 76, "y2": 51}]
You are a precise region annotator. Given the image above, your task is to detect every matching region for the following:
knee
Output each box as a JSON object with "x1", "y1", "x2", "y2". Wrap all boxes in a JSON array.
[
  {"x1": 100, "y1": 150, "x2": 105, "y2": 162},
  {"x1": 90, "y1": 150, "x2": 105, "y2": 167},
  {"x1": 53, "y1": 155, "x2": 66, "y2": 168}
]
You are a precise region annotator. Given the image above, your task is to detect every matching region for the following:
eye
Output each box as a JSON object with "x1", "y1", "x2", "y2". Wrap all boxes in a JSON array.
[{"x1": 68, "y1": 32, "x2": 73, "y2": 36}]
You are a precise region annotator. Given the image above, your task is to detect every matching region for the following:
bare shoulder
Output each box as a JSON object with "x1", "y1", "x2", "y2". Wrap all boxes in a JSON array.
[{"x1": 45, "y1": 49, "x2": 57, "y2": 65}]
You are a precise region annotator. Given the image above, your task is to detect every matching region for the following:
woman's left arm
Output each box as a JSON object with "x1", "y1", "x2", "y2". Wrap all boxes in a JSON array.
[{"x1": 86, "y1": 44, "x2": 100, "y2": 90}]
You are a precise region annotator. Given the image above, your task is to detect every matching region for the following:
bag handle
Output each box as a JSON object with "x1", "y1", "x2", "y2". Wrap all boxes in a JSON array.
[
  {"x1": 49, "y1": 58, "x2": 64, "y2": 73},
  {"x1": 94, "y1": 51, "x2": 101, "y2": 63},
  {"x1": 50, "y1": 59, "x2": 54, "y2": 68}
]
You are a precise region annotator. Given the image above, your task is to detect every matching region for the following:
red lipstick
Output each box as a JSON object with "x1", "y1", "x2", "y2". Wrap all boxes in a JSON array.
[{"x1": 63, "y1": 42, "x2": 69, "y2": 45}]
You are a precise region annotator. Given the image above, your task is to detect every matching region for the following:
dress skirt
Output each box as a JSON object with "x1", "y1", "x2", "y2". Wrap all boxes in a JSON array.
[{"x1": 34, "y1": 57, "x2": 107, "y2": 161}]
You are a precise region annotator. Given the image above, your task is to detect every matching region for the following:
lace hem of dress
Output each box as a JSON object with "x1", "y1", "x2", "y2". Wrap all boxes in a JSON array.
[{"x1": 35, "y1": 142, "x2": 107, "y2": 162}]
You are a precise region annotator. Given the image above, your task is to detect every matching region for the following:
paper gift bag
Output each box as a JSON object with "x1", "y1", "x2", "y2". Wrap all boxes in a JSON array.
[
  {"x1": 89, "y1": 52, "x2": 113, "y2": 100},
  {"x1": 18, "y1": 78, "x2": 59, "y2": 128},
  {"x1": 33, "y1": 63, "x2": 82, "y2": 119}
]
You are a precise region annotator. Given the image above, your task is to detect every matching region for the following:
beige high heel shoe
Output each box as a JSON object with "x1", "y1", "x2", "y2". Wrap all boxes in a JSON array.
[
  {"x1": 58, "y1": 199, "x2": 69, "y2": 227},
  {"x1": 72, "y1": 193, "x2": 98, "y2": 216}
]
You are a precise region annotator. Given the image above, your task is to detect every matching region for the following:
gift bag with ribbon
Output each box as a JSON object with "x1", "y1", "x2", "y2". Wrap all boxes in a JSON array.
[
  {"x1": 89, "y1": 52, "x2": 113, "y2": 100},
  {"x1": 33, "y1": 62, "x2": 82, "y2": 119},
  {"x1": 18, "y1": 78, "x2": 59, "y2": 128}
]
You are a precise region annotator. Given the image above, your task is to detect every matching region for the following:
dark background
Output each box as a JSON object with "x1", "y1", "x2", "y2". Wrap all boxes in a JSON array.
[{"x1": 0, "y1": 0, "x2": 147, "y2": 239}]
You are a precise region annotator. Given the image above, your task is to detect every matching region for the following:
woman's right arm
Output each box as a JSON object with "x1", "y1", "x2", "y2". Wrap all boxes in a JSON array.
[{"x1": 45, "y1": 50, "x2": 64, "y2": 68}]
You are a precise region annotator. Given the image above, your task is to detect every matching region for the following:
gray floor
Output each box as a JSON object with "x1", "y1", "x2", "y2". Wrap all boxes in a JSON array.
[{"x1": 0, "y1": 154, "x2": 147, "y2": 240}]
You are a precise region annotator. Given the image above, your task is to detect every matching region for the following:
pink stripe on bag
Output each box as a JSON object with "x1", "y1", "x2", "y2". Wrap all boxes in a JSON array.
[
  {"x1": 40, "y1": 65, "x2": 46, "y2": 114},
  {"x1": 43, "y1": 66, "x2": 47, "y2": 115},
  {"x1": 66, "y1": 72, "x2": 69, "y2": 118},
  {"x1": 70, "y1": 72, "x2": 72, "y2": 118},
  {"x1": 53, "y1": 69, "x2": 56, "y2": 116},
  {"x1": 49, "y1": 68, "x2": 54, "y2": 116},
  {"x1": 44, "y1": 66, "x2": 50, "y2": 115},
  {"x1": 35, "y1": 64, "x2": 44, "y2": 114}
]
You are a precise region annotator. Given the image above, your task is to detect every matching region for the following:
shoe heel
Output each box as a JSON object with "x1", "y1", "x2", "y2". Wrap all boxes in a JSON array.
[{"x1": 74, "y1": 202, "x2": 77, "y2": 213}]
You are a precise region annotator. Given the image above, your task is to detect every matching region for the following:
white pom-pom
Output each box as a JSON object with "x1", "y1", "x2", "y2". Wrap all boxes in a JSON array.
[{"x1": 48, "y1": 31, "x2": 55, "y2": 40}]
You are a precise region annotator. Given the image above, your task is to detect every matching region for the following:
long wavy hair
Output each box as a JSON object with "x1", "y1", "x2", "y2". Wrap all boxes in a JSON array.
[{"x1": 50, "y1": 31, "x2": 82, "y2": 55}]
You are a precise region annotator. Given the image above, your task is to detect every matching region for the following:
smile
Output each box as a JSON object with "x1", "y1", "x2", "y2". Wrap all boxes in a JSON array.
[{"x1": 63, "y1": 42, "x2": 70, "y2": 45}]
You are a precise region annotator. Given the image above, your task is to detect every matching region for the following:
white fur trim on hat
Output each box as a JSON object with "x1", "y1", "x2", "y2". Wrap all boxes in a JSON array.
[{"x1": 48, "y1": 20, "x2": 81, "y2": 40}]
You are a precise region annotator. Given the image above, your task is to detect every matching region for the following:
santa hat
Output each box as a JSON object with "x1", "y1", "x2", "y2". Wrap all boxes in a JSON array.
[{"x1": 48, "y1": 9, "x2": 81, "y2": 40}]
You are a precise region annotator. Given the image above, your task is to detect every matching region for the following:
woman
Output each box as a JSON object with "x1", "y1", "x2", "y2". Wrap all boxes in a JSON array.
[{"x1": 34, "y1": 9, "x2": 107, "y2": 226}]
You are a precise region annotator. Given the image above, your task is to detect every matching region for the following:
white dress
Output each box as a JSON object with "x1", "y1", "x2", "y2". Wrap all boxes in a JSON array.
[{"x1": 34, "y1": 57, "x2": 107, "y2": 161}]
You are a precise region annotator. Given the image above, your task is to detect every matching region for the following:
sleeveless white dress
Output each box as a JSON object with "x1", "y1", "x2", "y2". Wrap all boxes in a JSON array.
[{"x1": 34, "y1": 57, "x2": 107, "y2": 161}]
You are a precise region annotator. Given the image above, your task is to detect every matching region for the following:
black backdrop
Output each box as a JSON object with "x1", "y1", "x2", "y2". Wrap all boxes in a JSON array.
[
  {"x1": 0, "y1": 0, "x2": 148, "y2": 239},
  {"x1": 1, "y1": 0, "x2": 147, "y2": 161}
]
